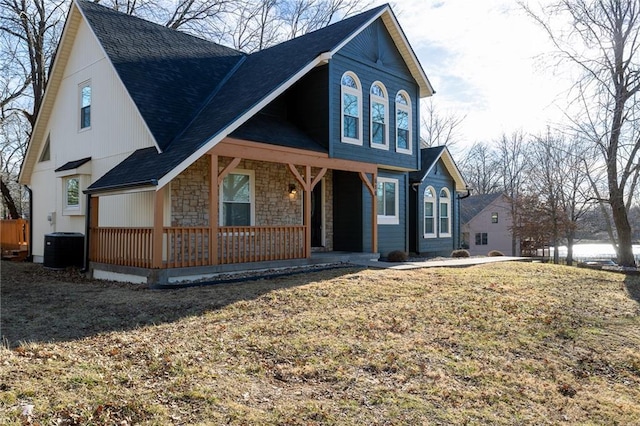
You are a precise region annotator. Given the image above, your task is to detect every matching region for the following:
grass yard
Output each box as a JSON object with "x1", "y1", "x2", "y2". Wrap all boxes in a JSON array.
[{"x1": 1, "y1": 260, "x2": 639, "y2": 425}]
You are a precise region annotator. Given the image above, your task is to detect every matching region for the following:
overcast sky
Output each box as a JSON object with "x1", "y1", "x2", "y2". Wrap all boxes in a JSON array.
[{"x1": 370, "y1": 0, "x2": 568, "y2": 149}]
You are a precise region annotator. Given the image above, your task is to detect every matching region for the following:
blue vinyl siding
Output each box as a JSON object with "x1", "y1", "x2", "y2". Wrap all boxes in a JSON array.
[
  {"x1": 329, "y1": 18, "x2": 420, "y2": 171},
  {"x1": 362, "y1": 169, "x2": 408, "y2": 255},
  {"x1": 411, "y1": 159, "x2": 460, "y2": 256}
]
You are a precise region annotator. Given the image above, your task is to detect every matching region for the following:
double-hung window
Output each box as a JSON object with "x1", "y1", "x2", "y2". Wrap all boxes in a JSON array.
[
  {"x1": 220, "y1": 171, "x2": 254, "y2": 226},
  {"x1": 395, "y1": 91, "x2": 411, "y2": 154},
  {"x1": 439, "y1": 188, "x2": 451, "y2": 237},
  {"x1": 475, "y1": 232, "x2": 488, "y2": 245},
  {"x1": 79, "y1": 81, "x2": 91, "y2": 130},
  {"x1": 341, "y1": 72, "x2": 362, "y2": 144},
  {"x1": 376, "y1": 177, "x2": 399, "y2": 225},
  {"x1": 423, "y1": 186, "x2": 436, "y2": 238},
  {"x1": 370, "y1": 82, "x2": 388, "y2": 149}
]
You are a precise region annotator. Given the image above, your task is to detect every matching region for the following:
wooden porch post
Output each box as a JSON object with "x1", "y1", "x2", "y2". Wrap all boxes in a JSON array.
[
  {"x1": 209, "y1": 154, "x2": 219, "y2": 265},
  {"x1": 152, "y1": 185, "x2": 165, "y2": 268},
  {"x1": 89, "y1": 196, "x2": 99, "y2": 262},
  {"x1": 359, "y1": 171, "x2": 378, "y2": 254}
]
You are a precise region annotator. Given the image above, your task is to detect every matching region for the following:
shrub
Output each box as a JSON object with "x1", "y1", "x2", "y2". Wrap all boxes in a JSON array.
[
  {"x1": 488, "y1": 250, "x2": 505, "y2": 257},
  {"x1": 451, "y1": 249, "x2": 470, "y2": 258},
  {"x1": 386, "y1": 250, "x2": 408, "y2": 262}
]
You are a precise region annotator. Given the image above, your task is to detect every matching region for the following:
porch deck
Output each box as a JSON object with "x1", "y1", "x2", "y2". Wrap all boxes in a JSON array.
[{"x1": 91, "y1": 251, "x2": 380, "y2": 285}]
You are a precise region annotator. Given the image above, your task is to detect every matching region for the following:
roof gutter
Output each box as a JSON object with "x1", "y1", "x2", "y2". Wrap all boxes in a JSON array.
[{"x1": 83, "y1": 179, "x2": 158, "y2": 195}]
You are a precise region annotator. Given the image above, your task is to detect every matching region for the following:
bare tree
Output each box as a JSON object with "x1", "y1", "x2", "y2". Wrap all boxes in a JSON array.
[
  {"x1": 496, "y1": 130, "x2": 530, "y2": 256},
  {"x1": 420, "y1": 98, "x2": 466, "y2": 149},
  {"x1": 458, "y1": 142, "x2": 501, "y2": 195},
  {"x1": 522, "y1": 0, "x2": 640, "y2": 267}
]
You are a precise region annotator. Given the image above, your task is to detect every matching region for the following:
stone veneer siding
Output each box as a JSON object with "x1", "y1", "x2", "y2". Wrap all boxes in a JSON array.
[{"x1": 171, "y1": 157, "x2": 333, "y2": 250}]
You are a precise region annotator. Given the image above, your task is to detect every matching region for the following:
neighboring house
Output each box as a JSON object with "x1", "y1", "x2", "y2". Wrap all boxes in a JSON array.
[
  {"x1": 460, "y1": 193, "x2": 520, "y2": 256},
  {"x1": 408, "y1": 146, "x2": 468, "y2": 257},
  {"x1": 18, "y1": 0, "x2": 435, "y2": 284}
]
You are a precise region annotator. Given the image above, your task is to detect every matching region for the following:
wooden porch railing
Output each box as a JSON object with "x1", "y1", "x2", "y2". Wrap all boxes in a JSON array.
[
  {"x1": 218, "y1": 226, "x2": 305, "y2": 264},
  {"x1": 90, "y1": 227, "x2": 153, "y2": 268},
  {"x1": 90, "y1": 225, "x2": 306, "y2": 268},
  {"x1": 0, "y1": 219, "x2": 29, "y2": 251}
]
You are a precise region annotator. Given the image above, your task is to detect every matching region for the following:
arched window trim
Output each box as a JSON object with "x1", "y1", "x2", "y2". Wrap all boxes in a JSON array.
[
  {"x1": 370, "y1": 81, "x2": 389, "y2": 150},
  {"x1": 423, "y1": 185, "x2": 436, "y2": 238},
  {"x1": 395, "y1": 90, "x2": 412, "y2": 154},
  {"x1": 439, "y1": 187, "x2": 451, "y2": 237},
  {"x1": 340, "y1": 72, "x2": 363, "y2": 145}
]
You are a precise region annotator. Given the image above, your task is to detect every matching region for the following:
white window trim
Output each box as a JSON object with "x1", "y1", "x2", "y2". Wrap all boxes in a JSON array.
[
  {"x1": 370, "y1": 81, "x2": 389, "y2": 150},
  {"x1": 439, "y1": 187, "x2": 451, "y2": 237},
  {"x1": 219, "y1": 169, "x2": 255, "y2": 226},
  {"x1": 63, "y1": 176, "x2": 83, "y2": 216},
  {"x1": 340, "y1": 72, "x2": 363, "y2": 145},
  {"x1": 377, "y1": 177, "x2": 399, "y2": 225},
  {"x1": 395, "y1": 90, "x2": 412, "y2": 154},
  {"x1": 423, "y1": 185, "x2": 436, "y2": 238},
  {"x1": 79, "y1": 80, "x2": 92, "y2": 132}
]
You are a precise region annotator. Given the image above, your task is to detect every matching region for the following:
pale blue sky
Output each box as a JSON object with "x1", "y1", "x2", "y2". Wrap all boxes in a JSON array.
[{"x1": 372, "y1": 0, "x2": 566, "y2": 147}]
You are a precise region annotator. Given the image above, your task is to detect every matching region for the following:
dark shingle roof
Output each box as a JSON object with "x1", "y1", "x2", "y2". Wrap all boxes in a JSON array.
[
  {"x1": 409, "y1": 146, "x2": 446, "y2": 182},
  {"x1": 85, "y1": 1, "x2": 387, "y2": 192},
  {"x1": 78, "y1": 0, "x2": 244, "y2": 151},
  {"x1": 55, "y1": 157, "x2": 91, "y2": 172},
  {"x1": 460, "y1": 193, "x2": 502, "y2": 224}
]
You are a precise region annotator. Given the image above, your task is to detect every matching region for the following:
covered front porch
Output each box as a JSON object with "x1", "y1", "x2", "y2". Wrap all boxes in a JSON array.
[{"x1": 88, "y1": 138, "x2": 380, "y2": 282}]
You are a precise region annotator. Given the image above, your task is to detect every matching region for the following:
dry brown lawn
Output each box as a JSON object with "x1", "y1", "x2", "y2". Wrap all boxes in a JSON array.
[{"x1": 1, "y1": 260, "x2": 639, "y2": 425}]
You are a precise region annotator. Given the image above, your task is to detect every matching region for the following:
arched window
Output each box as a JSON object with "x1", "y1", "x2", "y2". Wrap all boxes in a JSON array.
[
  {"x1": 341, "y1": 72, "x2": 362, "y2": 145},
  {"x1": 439, "y1": 188, "x2": 451, "y2": 237},
  {"x1": 370, "y1": 82, "x2": 388, "y2": 149},
  {"x1": 395, "y1": 91, "x2": 411, "y2": 154},
  {"x1": 424, "y1": 186, "x2": 436, "y2": 238}
]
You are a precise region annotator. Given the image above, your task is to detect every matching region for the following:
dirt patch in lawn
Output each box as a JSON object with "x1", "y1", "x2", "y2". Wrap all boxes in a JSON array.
[{"x1": 1, "y1": 260, "x2": 639, "y2": 425}]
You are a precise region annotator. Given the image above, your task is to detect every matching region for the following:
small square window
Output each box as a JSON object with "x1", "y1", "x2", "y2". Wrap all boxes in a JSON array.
[
  {"x1": 475, "y1": 232, "x2": 488, "y2": 245},
  {"x1": 491, "y1": 212, "x2": 498, "y2": 223}
]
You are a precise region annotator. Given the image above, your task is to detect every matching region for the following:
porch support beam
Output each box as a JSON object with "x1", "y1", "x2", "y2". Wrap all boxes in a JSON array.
[
  {"x1": 209, "y1": 154, "x2": 219, "y2": 265},
  {"x1": 217, "y1": 157, "x2": 242, "y2": 185},
  {"x1": 152, "y1": 185, "x2": 165, "y2": 268},
  {"x1": 311, "y1": 168, "x2": 327, "y2": 190},
  {"x1": 359, "y1": 171, "x2": 378, "y2": 254},
  {"x1": 212, "y1": 138, "x2": 377, "y2": 174}
]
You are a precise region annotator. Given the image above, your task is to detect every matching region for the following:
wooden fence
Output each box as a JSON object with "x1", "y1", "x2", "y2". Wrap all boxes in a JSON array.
[
  {"x1": 90, "y1": 225, "x2": 306, "y2": 268},
  {"x1": 0, "y1": 219, "x2": 29, "y2": 251}
]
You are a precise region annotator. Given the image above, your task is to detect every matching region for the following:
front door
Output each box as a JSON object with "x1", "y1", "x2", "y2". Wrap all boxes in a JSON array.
[{"x1": 311, "y1": 180, "x2": 323, "y2": 247}]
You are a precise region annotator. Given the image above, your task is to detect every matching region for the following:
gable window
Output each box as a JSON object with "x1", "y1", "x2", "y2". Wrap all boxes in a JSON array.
[
  {"x1": 39, "y1": 134, "x2": 51, "y2": 162},
  {"x1": 220, "y1": 170, "x2": 254, "y2": 226},
  {"x1": 79, "y1": 81, "x2": 91, "y2": 130},
  {"x1": 376, "y1": 177, "x2": 399, "y2": 225},
  {"x1": 423, "y1": 186, "x2": 436, "y2": 238},
  {"x1": 475, "y1": 232, "x2": 488, "y2": 245},
  {"x1": 65, "y1": 177, "x2": 80, "y2": 210},
  {"x1": 439, "y1": 188, "x2": 451, "y2": 237},
  {"x1": 396, "y1": 91, "x2": 412, "y2": 154},
  {"x1": 370, "y1": 82, "x2": 388, "y2": 149},
  {"x1": 491, "y1": 212, "x2": 499, "y2": 223},
  {"x1": 341, "y1": 72, "x2": 362, "y2": 145}
]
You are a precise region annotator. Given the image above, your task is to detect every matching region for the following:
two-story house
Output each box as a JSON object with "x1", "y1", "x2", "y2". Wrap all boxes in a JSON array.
[
  {"x1": 460, "y1": 193, "x2": 520, "y2": 256},
  {"x1": 18, "y1": 0, "x2": 434, "y2": 284}
]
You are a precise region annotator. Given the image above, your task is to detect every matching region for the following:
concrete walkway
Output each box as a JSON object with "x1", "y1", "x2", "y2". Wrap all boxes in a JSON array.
[{"x1": 350, "y1": 256, "x2": 528, "y2": 270}]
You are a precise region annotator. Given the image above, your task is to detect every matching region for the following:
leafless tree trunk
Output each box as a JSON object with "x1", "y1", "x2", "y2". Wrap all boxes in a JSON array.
[{"x1": 522, "y1": 0, "x2": 640, "y2": 267}]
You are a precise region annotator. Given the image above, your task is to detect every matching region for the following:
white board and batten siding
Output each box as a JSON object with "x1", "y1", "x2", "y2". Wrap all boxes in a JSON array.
[{"x1": 29, "y1": 17, "x2": 158, "y2": 260}]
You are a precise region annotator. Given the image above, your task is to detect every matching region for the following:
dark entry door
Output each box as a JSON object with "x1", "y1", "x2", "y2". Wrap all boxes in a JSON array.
[{"x1": 311, "y1": 181, "x2": 323, "y2": 247}]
